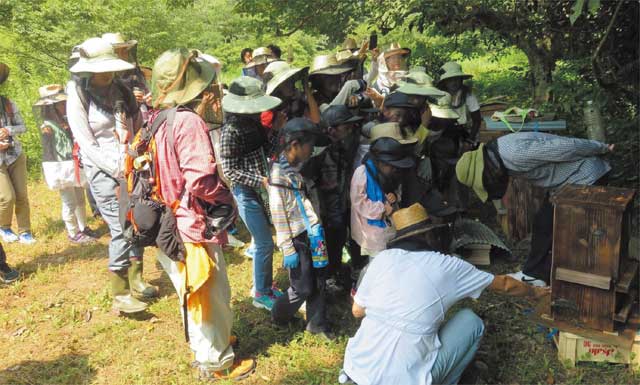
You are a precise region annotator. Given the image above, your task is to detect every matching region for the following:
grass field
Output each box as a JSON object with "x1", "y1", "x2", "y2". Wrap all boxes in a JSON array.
[{"x1": 0, "y1": 181, "x2": 638, "y2": 385}]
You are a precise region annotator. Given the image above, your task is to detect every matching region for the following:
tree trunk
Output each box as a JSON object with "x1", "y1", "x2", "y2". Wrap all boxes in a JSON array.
[{"x1": 524, "y1": 47, "x2": 556, "y2": 108}]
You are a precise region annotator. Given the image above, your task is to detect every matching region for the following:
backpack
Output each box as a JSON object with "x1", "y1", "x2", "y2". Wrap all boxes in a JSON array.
[{"x1": 119, "y1": 107, "x2": 186, "y2": 262}]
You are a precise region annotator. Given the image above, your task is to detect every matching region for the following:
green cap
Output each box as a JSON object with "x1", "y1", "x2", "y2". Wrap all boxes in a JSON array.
[
  {"x1": 222, "y1": 76, "x2": 282, "y2": 114},
  {"x1": 151, "y1": 48, "x2": 216, "y2": 108}
]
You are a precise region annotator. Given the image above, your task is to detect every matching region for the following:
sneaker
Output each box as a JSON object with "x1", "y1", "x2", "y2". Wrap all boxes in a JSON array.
[
  {"x1": 226, "y1": 233, "x2": 245, "y2": 248},
  {"x1": 82, "y1": 227, "x2": 99, "y2": 239},
  {"x1": 508, "y1": 270, "x2": 547, "y2": 287},
  {"x1": 244, "y1": 240, "x2": 256, "y2": 259},
  {"x1": 198, "y1": 358, "x2": 256, "y2": 382},
  {"x1": 0, "y1": 264, "x2": 19, "y2": 284},
  {"x1": 18, "y1": 232, "x2": 36, "y2": 245},
  {"x1": 252, "y1": 293, "x2": 275, "y2": 311},
  {"x1": 68, "y1": 232, "x2": 95, "y2": 244},
  {"x1": 271, "y1": 284, "x2": 284, "y2": 297},
  {"x1": 0, "y1": 228, "x2": 18, "y2": 243}
]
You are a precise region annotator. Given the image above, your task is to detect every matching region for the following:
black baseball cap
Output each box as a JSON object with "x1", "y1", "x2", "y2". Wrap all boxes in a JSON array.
[
  {"x1": 282, "y1": 117, "x2": 331, "y2": 146},
  {"x1": 322, "y1": 104, "x2": 364, "y2": 127},
  {"x1": 369, "y1": 137, "x2": 416, "y2": 168},
  {"x1": 383, "y1": 92, "x2": 415, "y2": 109}
]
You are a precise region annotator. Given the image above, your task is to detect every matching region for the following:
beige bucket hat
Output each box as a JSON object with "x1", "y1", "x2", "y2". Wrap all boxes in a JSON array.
[
  {"x1": 383, "y1": 42, "x2": 411, "y2": 59},
  {"x1": 245, "y1": 47, "x2": 274, "y2": 69},
  {"x1": 428, "y1": 92, "x2": 460, "y2": 120},
  {"x1": 69, "y1": 37, "x2": 135, "y2": 74},
  {"x1": 309, "y1": 54, "x2": 352, "y2": 77},
  {"x1": 397, "y1": 70, "x2": 446, "y2": 98},
  {"x1": 33, "y1": 84, "x2": 67, "y2": 106},
  {"x1": 369, "y1": 122, "x2": 418, "y2": 144},
  {"x1": 264, "y1": 61, "x2": 307, "y2": 95},
  {"x1": 437, "y1": 61, "x2": 472, "y2": 85},
  {"x1": 101, "y1": 32, "x2": 137, "y2": 48}
]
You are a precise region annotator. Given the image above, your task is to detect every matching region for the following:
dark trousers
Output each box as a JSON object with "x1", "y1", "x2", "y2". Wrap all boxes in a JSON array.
[
  {"x1": 0, "y1": 242, "x2": 6, "y2": 268},
  {"x1": 523, "y1": 196, "x2": 553, "y2": 282},
  {"x1": 271, "y1": 232, "x2": 327, "y2": 332},
  {"x1": 325, "y1": 223, "x2": 347, "y2": 277}
]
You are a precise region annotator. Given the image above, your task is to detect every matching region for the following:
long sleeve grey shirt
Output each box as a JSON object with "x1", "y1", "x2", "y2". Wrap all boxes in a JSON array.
[
  {"x1": 496, "y1": 132, "x2": 611, "y2": 188},
  {"x1": 0, "y1": 98, "x2": 27, "y2": 166}
]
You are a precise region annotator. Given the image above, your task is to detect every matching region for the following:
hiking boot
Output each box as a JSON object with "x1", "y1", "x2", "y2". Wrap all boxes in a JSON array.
[
  {"x1": 111, "y1": 270, "x2": 148, "y2": 314},
  {"x1": 18, "y1": 232, "x2": 36, "y2": 245},
  {"x1": 0, "y1": 264, "x2": 19, "y2": 284},
  {"x1": 128, "y1": 259, "x2": 159, "y2": 299},
  {"x1": 68, "y1": 232, "x2": 95, "y2": 244},
  {"x1": 198, "y1": 358, "x2": 256, "y2": 382},
  {"x1": 82, "y1": 227, "x2": 99, "y2": 239},
  {"x1": 0, "y1": 228, "x2": 18, "y2": 243},
  {"x1": 252, "y1": 293, "x2": 275, "y2": 311}
]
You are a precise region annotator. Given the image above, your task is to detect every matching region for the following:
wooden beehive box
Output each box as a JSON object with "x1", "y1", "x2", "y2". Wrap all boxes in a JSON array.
[{"x1": 550, "y1": 185, "x2": 638, "y2": 332}]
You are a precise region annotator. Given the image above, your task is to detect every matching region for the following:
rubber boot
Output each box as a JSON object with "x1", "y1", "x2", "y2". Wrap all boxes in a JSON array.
[
  {"x1": 111, "y1": 270, "x2": 148, "y2": 314},
  {"x1": 128, "y1": 258, "x2": 159, "y2": 299}
]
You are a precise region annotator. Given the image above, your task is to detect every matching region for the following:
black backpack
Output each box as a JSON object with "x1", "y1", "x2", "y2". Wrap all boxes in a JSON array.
[{"x1": 119, "y1": 107, "x2": 186, "y2": 262}]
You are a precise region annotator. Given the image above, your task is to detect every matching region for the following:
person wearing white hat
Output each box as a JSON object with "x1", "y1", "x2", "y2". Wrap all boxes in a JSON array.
[
  {"x1": 0, "y1": 62, "x2": 36, "y2": 245},
  {"x1": 67, "y1": 37, "x2": 156, "y2": 314},
  {"x1": 34, "y1": 84, "x2": 96, "y2": 244}
]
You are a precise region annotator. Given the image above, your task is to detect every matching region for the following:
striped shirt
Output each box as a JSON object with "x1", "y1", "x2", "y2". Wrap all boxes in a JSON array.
[
  {"x1": 268, "y1": 156, "x2": 319, "y2": 258},
  {"x1": 496, "y1": 132, "x2": 611, "y2": 188}
]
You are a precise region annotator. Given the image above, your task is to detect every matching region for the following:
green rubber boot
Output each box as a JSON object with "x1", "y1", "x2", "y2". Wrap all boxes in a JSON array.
[
  {"x1": 128, "y1": 259, "x2": 159, "y2": 299},
  {"x1": 111, "y1": 270, "x2": 148, "y2": 314}
]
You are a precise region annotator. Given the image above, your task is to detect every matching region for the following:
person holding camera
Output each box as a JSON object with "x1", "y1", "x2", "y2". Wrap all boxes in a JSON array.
[{"x1": 0, "y1": 63, "x2": 36, "y2": 244}]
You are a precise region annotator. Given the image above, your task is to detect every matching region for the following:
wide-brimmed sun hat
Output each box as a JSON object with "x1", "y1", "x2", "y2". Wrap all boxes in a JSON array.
[
  {"x1": 151, "y1": 48, "x2": 217, "y2": 107},
  {"x1": 383, "y1": 42, "x2": 411, "y2": 59},
  {"x1": 437, "y1": 61, "x2": 473, "y2": 85},
  {"x1": 456, "y1": 144, "x2": 487, "y2": 202},
  {"x1": 369, "y1": 137, "x2": 415, "y2": 168},
  {"x1": 245, "y1": 47, "x2": 275, "y2": 69},
  {"x1": 388, "y1": 203, "x2": 447, "y2": 245},
  {"x1": 369, "y1": 122, "x2": 417, "y2": 144},
  {"x1": 309, "y1": 54, "x2": 352, "y2": 77},
  {"x1": 397, "y1": 70, "x2": 446, "y2": 98},
  {"x1": 70, "y1": 37, "x2": 135, "y2": 74},
  {"x1": 428, "y1": 92, "x2": 460, "y2": 120},
  {"x1": 0, "y1": 62, "x2": 9, "y2": 85},
  {"x1": 263, "y1": 61, "x2": 307, "y2": 95},
  {"x1": 222, "y1": 76, "x2": 282, "y2": 114},
  {"x1": 33, "y1": 84, "x2": 67, "y2": 106},
  {"x1": 101, "y1": 32, "x2": 137, "y2": 48}
]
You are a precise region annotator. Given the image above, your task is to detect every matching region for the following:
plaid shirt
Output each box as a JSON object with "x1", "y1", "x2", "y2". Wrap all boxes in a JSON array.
[
  {"x1": 219, "y1": 116, "x2": 269, "y2": 189},
  {"x1": 0, "y1": 98, "x2": 26, "y2": 166},
  {"x1": 496, "y1": 132, "x2": 611, "y2": 188}
]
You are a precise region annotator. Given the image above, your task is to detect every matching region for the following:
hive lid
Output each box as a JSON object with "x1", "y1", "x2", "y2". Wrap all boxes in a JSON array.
[{"x1": 551, "y1": 184, "x2": 636, "y2": 210}]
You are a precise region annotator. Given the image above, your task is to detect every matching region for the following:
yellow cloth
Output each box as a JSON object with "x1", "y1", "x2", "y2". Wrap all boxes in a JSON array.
[
  {"x1": 455, "y1": 144, "x2": 488, "y2": 202},
  {"x1": 178, "y1": 242, "x2": 215, "y2": 326},
  {"x1": 415, "y1": 124, "x2": 430, "y2": 146}
]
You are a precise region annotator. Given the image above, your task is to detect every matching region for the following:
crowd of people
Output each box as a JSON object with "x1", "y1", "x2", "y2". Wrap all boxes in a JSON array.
[{"x1": 0, "y1": 34, "x2": 615, "y2": 384}]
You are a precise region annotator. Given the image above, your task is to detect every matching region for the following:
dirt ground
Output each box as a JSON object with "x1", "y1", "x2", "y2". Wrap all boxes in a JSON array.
[{"x1": 0, "y1": 182, "x2": 638, "y2": 385}]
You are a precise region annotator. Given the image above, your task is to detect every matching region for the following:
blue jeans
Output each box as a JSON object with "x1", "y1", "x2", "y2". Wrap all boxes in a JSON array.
[
  {"x1": 85, "y1": 165, "x2": 142, "y2": 271},
  {"x1": 232, "y1": 184, "x2": 274, "y2": 296},
  {"x1": 431, "y1": 308, "x2": 485, "y2": 385}
]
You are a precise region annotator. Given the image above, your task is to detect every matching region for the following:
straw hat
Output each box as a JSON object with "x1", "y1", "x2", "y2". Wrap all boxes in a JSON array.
[
  {"x1": 383, "y1": 42, "x2": 411, "y2": 59},
  {"x1": 456, "y1": 144, "x2": 487, "y2": 202},
  {"x1": 70, "y1": 37, "x2": 135, "y2": 74},
  {"x1": 437, "y1": 61, "x2": 472, "y2": 84},
  {"x1": 369, "y1": 122, "x2": 418, "y2": 144},
  {"x1": 0, "y1": 62, "x2": 9, "y2": 85},
  {"x1": 151, "y1": 48, "x2": 216, "y2": 107},
  {"x1": 33, "y1": 84, "x2": 67, "y2": 106},
  {"x1": 245, "y1": 47, "x2": 274, "y2": 68},
  {"x1": 263, "y1": 61, "x2": 307, "y2": 95},
  {"x1": 101, "y1": 32, "x2": 137, "y2": 48},
  {"x1": 222, "y1": 76, "x2": 282, "y2": 114},
  {"x1": 428, "y1": 92, "x2": 460, "y2": 120},
  {"x1": 309, "y1": 54, "x2": 352, "y2": 77},
  {"x1": 397, "y1": 70, "x2": 446, "y2": 98},
  {"x1": 388, "y1": 203, "x2": 445, "y2": 245}
]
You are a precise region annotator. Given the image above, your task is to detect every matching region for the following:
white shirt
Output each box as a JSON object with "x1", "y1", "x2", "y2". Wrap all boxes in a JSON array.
[
  {"x1": 343, "y1": 248, "x2": 494, "y2": 385},
  {"x1": 452, "y1": 92, "x2": 480, "y2": 126}
]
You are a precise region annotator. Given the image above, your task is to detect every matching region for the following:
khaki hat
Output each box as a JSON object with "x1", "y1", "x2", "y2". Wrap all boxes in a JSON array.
[
  {"x1": 437, "y1": 61, "x2": 472, "y2": 84},
  {"x1": 245, "y1": 47, "x2": 274, "y2": 68},
  {"x1": 388, "y1": 203, "x2": 445, "y2": 245},
  {"x1": 397, "y1": 71, "x2": 446, "y2": 98},
  {"x1": 342, "y1": 37, "x2": 358, "y2": 51},
  {"x1": 263, "y1": 61, "x2": 307, "y2": 95},
  {"x1": 222, "y1": 76, "x2": 282, "y2": 114},
  {"x1": 383, "y1": 42, "x2": 411, "y2": 59},
  {"x1": 0, "y1": 62, "x2": 9, "y2": 85},
  {"x1": 369, "y1": 122, "x2": 418, "y2": 144},
  {"x1": 151, "y1": 48, "x2": 216, "y2": 108},
  {"x1": 70, "y1": 37, "x2": 135, "y2": 74},
  {"x1": 456, "y1": 144, "x2": 487, "y2": 202},
  {"x1": 428, "y1": 92, "x2": 460, "y2": 120},
  {"x1": 33, "y1": 84, "x2": 67, "y2": 106},
  {"x1": 309, "y1": 54, "x2": 352, "y2": 76},
  {"x1": 101, "y1": 32, "x2": 137, "y2": 48}
]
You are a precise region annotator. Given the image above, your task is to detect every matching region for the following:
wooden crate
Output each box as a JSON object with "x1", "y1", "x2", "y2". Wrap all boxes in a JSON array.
[
  {"x1": 498, "y1": 177, "x2": 547, "y2": 242},
  {"x1": 551, "y1": 185, "x2": 638, "y2": 332},
  {"x1": 554, "y1": 330, "x2": 640, "y2": 371}
]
